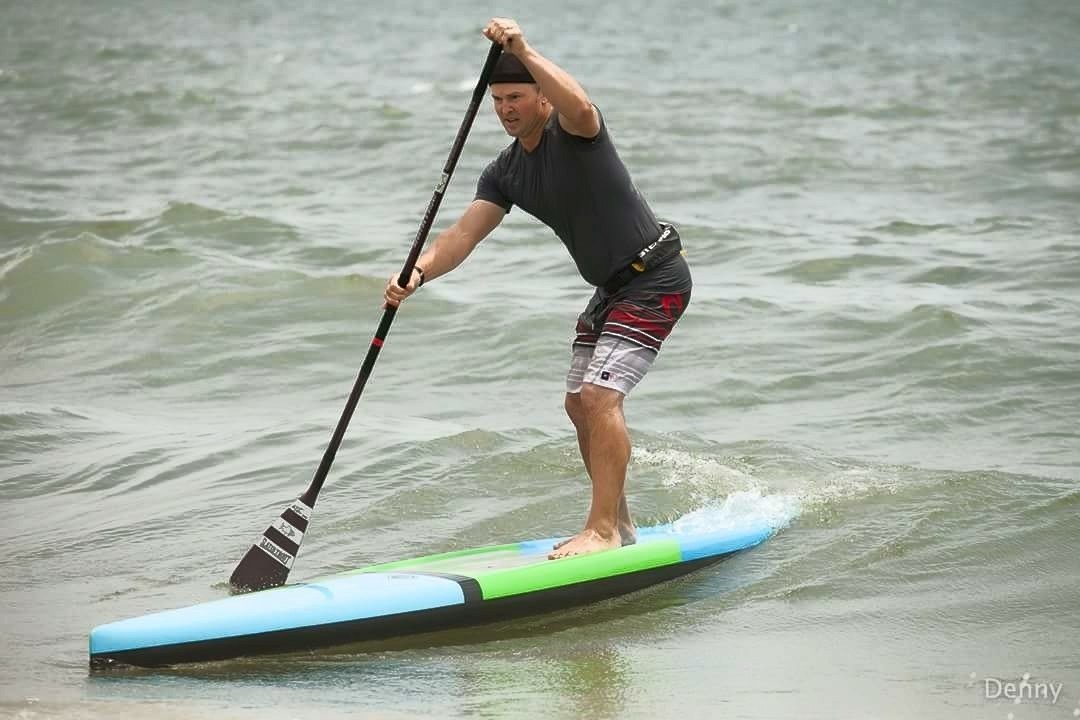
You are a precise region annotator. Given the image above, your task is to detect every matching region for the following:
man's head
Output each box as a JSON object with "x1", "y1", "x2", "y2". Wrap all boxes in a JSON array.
[{"x1": 489, "y1": 54, "x2": 548, "y2": 139}]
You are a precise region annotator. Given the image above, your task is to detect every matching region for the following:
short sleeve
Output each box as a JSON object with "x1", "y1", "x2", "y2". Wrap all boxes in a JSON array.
[
  {"x1": 475, "y1": 159, "x2": 513, "y2": 212},
  {"x1": 555, "y1": 104, "x2": 608, "y2": 146}
]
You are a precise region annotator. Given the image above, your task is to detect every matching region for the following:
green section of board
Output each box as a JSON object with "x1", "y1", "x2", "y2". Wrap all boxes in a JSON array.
[
  {"x1": 310, "y1": 534, "x2": 687, "y2": 600},
  {"x1": 471, "y1": 539, "x2": 683, "y2": 600}
]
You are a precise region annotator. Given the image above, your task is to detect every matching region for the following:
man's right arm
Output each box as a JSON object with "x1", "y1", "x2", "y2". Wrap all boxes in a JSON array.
[{"x1": 383, "y1": 199, "x2": 506, "y2": 307}]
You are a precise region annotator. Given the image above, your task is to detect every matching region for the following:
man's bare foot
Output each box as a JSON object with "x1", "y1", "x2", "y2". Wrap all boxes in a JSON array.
[
  {"x1": 552, "y1": 524, "x2": 636, "y2": 550},
  {"x1": 548, "y1": 528, "x2": 621, "y2": 559}
]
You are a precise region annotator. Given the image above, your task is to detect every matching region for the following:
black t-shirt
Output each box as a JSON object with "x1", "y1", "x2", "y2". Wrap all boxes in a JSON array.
[{"x1": 475, "y1": 108, "x2": 663, "y2": 287}]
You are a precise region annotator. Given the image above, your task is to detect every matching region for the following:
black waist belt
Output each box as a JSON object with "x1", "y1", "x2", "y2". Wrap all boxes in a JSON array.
[{"x1": 603, "y1": 223, "x2": 682, "y2": 294}]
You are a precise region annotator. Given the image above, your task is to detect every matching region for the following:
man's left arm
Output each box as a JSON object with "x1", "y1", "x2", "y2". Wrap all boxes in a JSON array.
[{"x1": 483, "y1": 17, "x2": 601, "y2": 139}]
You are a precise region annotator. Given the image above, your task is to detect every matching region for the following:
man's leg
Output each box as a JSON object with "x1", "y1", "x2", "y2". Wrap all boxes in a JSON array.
[
  {"x1": 550, "y1": 383, "x2": 633, "y2": 559},
  {"x1": 560, "y1": 392, "x2": 636, "y2": 549},
  {"x1": 556, "y1": 282, "x2": 692, "y2": 559}
]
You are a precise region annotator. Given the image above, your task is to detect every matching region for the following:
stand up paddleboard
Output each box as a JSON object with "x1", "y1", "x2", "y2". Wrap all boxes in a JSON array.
[{"x1": 90, "y1": 519, "x2": 774, "y2": 668}]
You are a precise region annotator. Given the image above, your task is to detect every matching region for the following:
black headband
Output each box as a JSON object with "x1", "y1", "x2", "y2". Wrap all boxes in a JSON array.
[{"x1": 489, "y1": 53, "x2": 536, "y2": 85}]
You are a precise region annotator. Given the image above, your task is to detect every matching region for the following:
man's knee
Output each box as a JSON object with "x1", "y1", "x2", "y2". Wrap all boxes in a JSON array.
[
  {"x1": 579, "y1": 383, "x2": 624, "y2": 418},
  {"x1": 565, "y1": 392, "x2": 586, "y2": 427}
]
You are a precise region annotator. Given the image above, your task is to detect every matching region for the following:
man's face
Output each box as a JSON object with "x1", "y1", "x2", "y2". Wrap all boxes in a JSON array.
[{"x1": 490, "y1": 83, "x2": 545, "y2": 137}]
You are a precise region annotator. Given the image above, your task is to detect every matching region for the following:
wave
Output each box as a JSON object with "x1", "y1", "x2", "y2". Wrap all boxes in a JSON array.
[
  {"x1": 771, "y1": 253, "x2": 916, "y2": 283},
  {"x1": 0, "y1": 202, "x2": 394, "y2": 329}
]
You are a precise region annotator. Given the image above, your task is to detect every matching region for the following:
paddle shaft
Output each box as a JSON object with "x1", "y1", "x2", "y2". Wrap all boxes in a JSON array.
[
  {"x1": 229, "y1": 42, "x2": 503, "y2": 592},
  {"x1": 299, "y1": 41, "x2": 503, "y2": 508}
]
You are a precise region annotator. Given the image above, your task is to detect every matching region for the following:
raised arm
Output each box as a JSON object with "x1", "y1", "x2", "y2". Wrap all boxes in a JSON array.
[
  {"x1": 383, "y1": 199, "x2": 505, "y2": 307},
  {"x1": 483, "y1": 18, "x2": 601, "y2": 139}
]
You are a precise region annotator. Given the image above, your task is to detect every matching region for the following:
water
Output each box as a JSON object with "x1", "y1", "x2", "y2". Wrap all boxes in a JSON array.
[{"x1": 3, "y1": 0, "x2": 1079, "y2": 718}]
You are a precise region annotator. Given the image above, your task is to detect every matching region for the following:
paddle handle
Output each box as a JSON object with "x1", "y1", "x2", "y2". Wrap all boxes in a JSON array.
[{"x1": 299, "y1": 41, "x2": 503, "y2": 507}]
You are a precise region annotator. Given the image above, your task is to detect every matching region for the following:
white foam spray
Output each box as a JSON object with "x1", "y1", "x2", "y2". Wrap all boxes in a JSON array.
[{"x1": 632, "y1": 447, "x2": 801, "y2": 534}]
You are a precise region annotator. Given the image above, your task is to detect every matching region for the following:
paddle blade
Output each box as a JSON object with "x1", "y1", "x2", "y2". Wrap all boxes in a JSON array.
[{"x1": 229, "y1": 498, "x2": 312, "y2": 593}]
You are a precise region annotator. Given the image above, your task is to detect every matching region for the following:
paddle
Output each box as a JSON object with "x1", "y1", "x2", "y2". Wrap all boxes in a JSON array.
[{"x1": 229, "y1": 41, "x2": 504, "y2": 593}]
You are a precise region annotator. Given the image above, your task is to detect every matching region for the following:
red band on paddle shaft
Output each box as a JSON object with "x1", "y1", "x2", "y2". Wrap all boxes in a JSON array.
[{"x1": 372, "y1": 337, "x2": 384, "y2": 348}]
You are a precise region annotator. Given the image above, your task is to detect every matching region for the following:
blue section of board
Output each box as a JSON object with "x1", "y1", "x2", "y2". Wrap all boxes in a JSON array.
[
  {"x1": 90, "y1": 572, "x2": 465, "y2": 654},
  {"x1": 676, "y1": 523, "x2": 775, "y2": 562}
]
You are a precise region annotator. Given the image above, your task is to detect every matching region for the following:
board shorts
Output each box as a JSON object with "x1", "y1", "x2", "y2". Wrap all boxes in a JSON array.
[{"x1": 566, "y1": 254, "x2": 692, "y2": 397}]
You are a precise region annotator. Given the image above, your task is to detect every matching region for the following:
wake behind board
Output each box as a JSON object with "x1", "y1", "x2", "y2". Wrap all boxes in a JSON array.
[{"x1": 90, "y1": 519, "x2": 775, "y2": 668}]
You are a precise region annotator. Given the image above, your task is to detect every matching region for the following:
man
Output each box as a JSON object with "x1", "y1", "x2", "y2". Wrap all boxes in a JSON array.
[{"x1": 384, "y1": 18, "x2": 691, "y2": 559}]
